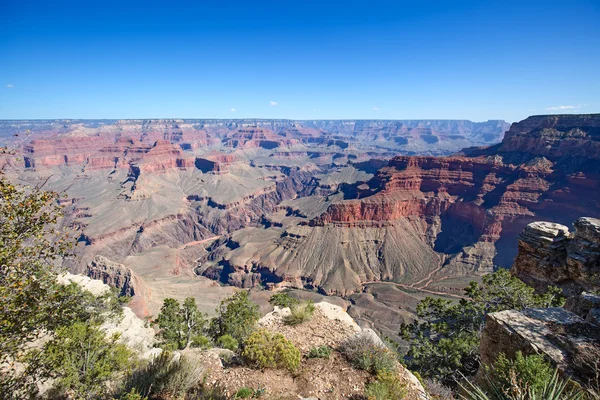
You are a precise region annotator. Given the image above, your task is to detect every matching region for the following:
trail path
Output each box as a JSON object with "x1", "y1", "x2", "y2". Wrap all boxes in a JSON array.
[{"x1": 173, "y1": 235, "x2": 220, "y2": 274}]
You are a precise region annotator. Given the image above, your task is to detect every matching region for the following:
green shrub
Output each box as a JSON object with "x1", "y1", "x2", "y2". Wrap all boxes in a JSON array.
[
  {"x1": 489, "y1": 352, "x2": 554, "y2": 395},
  {"x1": 308, "y1": 345, "x2": 332, "y2": 359},
  {"x1": 217, "y1": 334, "x2": 239, "y2": 351},
  {"x1": 120, "y1": 388, "x2": 148, "y2": 400},
  {"x1": 341, "y1": 335, "x2": 397, "y2": 375},
  {"x1": 192, "y1": 335, "x2": 212, "y2": 349},
  {"x1": 283, "y1": 301, "x2": 315, "y2": 326},
  {"x1": 122, "y1": 351, "x2": 202, "y2": 398},
  {"x1": 364, "y1": 371, "x2": 407, "y2": 400},
  {"x1": 242, "y1": 329, "x2": 301, "y2": 372},
  {"x1": 209, "y1": 291, "x2": 260, "y2": 342},
  {"x1": 235, "y1": 387, "x2": 254, "y2": 398},
  {"x1": 269, "y1": 293, "x2": 300, "y2": 309}
]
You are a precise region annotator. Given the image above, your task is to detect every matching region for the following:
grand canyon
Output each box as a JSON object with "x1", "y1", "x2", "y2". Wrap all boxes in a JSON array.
[{"x1": 1, "y1": 115, "x2": 598, "y2": 338}]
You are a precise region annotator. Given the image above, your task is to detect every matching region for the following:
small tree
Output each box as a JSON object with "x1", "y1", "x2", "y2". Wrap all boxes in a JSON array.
[
  {"x1": 156, "y1": 297, "x2": 206, "y2": 349},
  {"x1": 400, "y1": 269, "x2": 564, "y2": 382},
  {"x1": 0, "y1": 178, "x2": 115, "y2": 398},
  {"x1": 31, "y1": 321, "x2": 132, "y2": 400},
  {"x1": 209, "y1": 291, "x2": 260, "y2": 342}
]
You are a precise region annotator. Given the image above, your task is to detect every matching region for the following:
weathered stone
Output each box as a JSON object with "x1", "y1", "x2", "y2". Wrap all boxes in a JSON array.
[
  {"x1": 513, "y1": 218, "x2": 600, "y2": 295},
  {"x1": 479, "y1": 308, "x2": 600, "y2": 386}
]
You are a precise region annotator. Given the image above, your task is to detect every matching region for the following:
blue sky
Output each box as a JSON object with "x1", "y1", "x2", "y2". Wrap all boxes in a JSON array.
[{"x1": 1, "y1": 0, "x2": 599, "y2": 122}]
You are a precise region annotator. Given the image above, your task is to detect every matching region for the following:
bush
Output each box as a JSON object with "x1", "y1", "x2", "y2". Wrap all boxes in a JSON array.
[
  {"x1": 184, "y1": 381, "x2": 229, "y2": 400},
  {"x1": 269, "y1": 293, "x2": 300, "y2": 309},
  {"x1": 217, "y1": 334, "x2": 239, "y2": 351},
  {"x1": 31, "y1": 321, "x2": 132, "y2": 399},
  {"x1": 242, "y1": 329, "x2": 301, "y2": 372},
  {"x1": 209, "y1": 291, "x2": 260, "y2": 342},
  {"x1": 364, "y1": 371, "x2": 407, "y2": 400},
  {"x1": 192, "y1": 335, "x2": 212, "y2": 349},
  {"x1": 235, "y1": 387, "x2": 254, "y2": 398},
  {"x1": 120, "y1": 388, "x2": 148, "y2": 400},
  {"x1": 424, "y1": 378, "x2": 455, "y2": 399},
  {"x1": 490, "y1": 352, "x2": 554, "y2": 395},
  {"x1": 308, "y1": 345, "x2": 332, "y2": 359},
  {"x1": 283, "y1": 301, "x2": 315, "y2": 326},
  {"x1": 122, "y1": 351, "x2": 203, "y2": 399},
  {"x1": 341, "y1": 335, "x2": 397, "y2": 375}
]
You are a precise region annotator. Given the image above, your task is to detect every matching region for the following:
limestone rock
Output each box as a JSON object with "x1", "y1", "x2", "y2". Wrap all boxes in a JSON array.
[
  {"x1": 479, "y1": 308, "x2": 600, "y2": 386},
  {"x1": 86, "y1": 255, "x2": 141, "y2": 297},
  {"x1": 513, "y1": 217, "x2": 600, "y2": 295}
]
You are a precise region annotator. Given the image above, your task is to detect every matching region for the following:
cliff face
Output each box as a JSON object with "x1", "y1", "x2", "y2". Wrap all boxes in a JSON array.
[
  {"x1": 308, "y1": 115, "x2": 600, "y2": 280},
  {"x1": 512, "y1": 217, "x2": 600, "y2": 295}
]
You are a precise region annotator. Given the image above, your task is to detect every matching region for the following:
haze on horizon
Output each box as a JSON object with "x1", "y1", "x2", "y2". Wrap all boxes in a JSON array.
[{"x1": 1, "y1": 0, "x2": 599, "y2": 123}]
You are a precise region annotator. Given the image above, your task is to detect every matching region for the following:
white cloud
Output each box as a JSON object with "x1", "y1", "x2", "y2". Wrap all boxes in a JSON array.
[
  {"x1": 230, "y1": 108, "x2": 236, "y2": 112},
  {"x1": 269, "y1": 101, "x2": 278, "y2": 106},
  {"x1": 545, "y1": 105, "x2": 581, "y2": 111},
  {"x1": 372, "y1": 107, "x2": 379, "y2": 111},
  {"x1": 6, "y1": 84, "x2": 14, "y2": 88}
]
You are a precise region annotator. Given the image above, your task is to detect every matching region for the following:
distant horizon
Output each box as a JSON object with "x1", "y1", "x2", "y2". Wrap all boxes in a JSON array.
[{"x1": 1, "y1": 113, "x2": 600, "y2": 125}]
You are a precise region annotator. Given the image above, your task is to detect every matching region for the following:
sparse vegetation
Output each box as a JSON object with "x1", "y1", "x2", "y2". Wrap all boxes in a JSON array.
[
  {"x1": 217, "y1": 334, "x2": 239, "y2": 351},
  {"x1": 242, "y1": 329, "x2": 301, "y2": 372},
  {"x1": 424, "y1": 378, "x2": 455, "y2": 399},
  {"x1": 122, "y1": 351, "x2": 203, "y2": 399},
  {"x1": 489, "y1": 352, "x2": 555, "y2": 395},
  {"x1": 269, "y1": 292, "x2": 300, "y2": 309},
  {"x1": 340, "y1": 335, "x2": 397, "y2": 375},
  {"x1": 192, "y1": 334, "x2": 212, "y2": 349},
  {"x1": 209, "y1": 291, "x2": 260, "y2": 342},
  {"x1": 308, "y1": 345, "x2": 332, "y2": 359},
  {"x1": 459, "y1": 368, "x2": 584, "y2": 400},
  {"x1": 283, "y1": 300, "x2": 315, "y2": 326},
  {"x1": 33, "y1": 321, "x2": 132, "y2": 400},
  {"x1": 400, "y1": 269, "x2": 565, "y2": 382},
  {"x1": 364, "y1": 371, "x2": 407, "y2": 400}
]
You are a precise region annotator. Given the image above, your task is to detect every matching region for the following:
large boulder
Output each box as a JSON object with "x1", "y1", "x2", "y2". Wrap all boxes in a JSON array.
[
  {"x1": 513, "y1": 217, "x2": 600, "y2": 295},
  {"x1": 479, "y1": 308, "x2": 600, "y2": 386}
]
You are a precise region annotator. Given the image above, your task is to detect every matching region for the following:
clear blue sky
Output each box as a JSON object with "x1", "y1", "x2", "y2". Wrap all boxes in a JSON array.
[{"x1": 1, "y1": 0, "x2": 599, "y2": 122}]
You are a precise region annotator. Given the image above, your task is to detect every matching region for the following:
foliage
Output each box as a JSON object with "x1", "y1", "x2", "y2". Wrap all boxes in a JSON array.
[
  {"x1": 0, "y1": 178, "x2": 124, "y2": 398},
  {"x1": 235, "y1": 387, "x2": 254, "y2": 398},
  {"x1": 156, "y1": 297, "x2": 207, "y2": 350},
  {"x1": 242, "y1": 329, "x2": 301, "y2": 372},
  {"x1": 192, "y1": 335, "x2": 212, "y2": 349},
  {"x1": 122, "y1": 351, "x2": 203, "y2": 399},
  {"x1": 308, "y1": 345, "x2": 332, "y2": 359},
  {"x1": 489, "y1": 352, "x2": 554, "y2": 395},
  {"x1": 459, "y1": 369, "x2": 584, "y2": 400},
  {"x1": 209, "y1": 291, "x2": 260, "y2": 342},
  {"x1": 269, "y1": 292, "x2": 300, "y2": 309},
  {"x1": 364, "y1": 371, "x2": 407, "y2": 400},
  {"x1": 217, "y1": 334, "x2": 239, "y2": 351},
  {"x1": 31, "y1": 321, "x2": 132, "y2": 400},
  {"x1": 340, "y1": 335, "x2": 397, "y2": 375},
  {"x1": 120, "y1": 388, "x2": 148, "y2": 400},
  {"x1": 184, "y1": 381, "x2": 230, "y2": 400},
  {"x1": 400, "y1": 269, "x2": 565, "y2": 382},
  {"x1": 424, "y1": 378, "x2": 455, "y2": 399},
  {"x1": 283, "y1": 300, "x2": 315, "y2": 326}
]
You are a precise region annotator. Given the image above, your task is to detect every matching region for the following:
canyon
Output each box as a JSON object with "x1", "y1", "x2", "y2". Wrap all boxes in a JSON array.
[{"x1": 1, "y1": 115, "x2": 598, "y2": 335}]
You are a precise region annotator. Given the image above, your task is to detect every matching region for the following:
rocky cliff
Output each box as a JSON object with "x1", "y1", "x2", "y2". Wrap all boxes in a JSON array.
[
  {"x1": 512, "y1": 217, "x2": 600, "y2": 295},
  {"x1": 479, "y1": 216, "x2": 600, "y2": 389}
]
